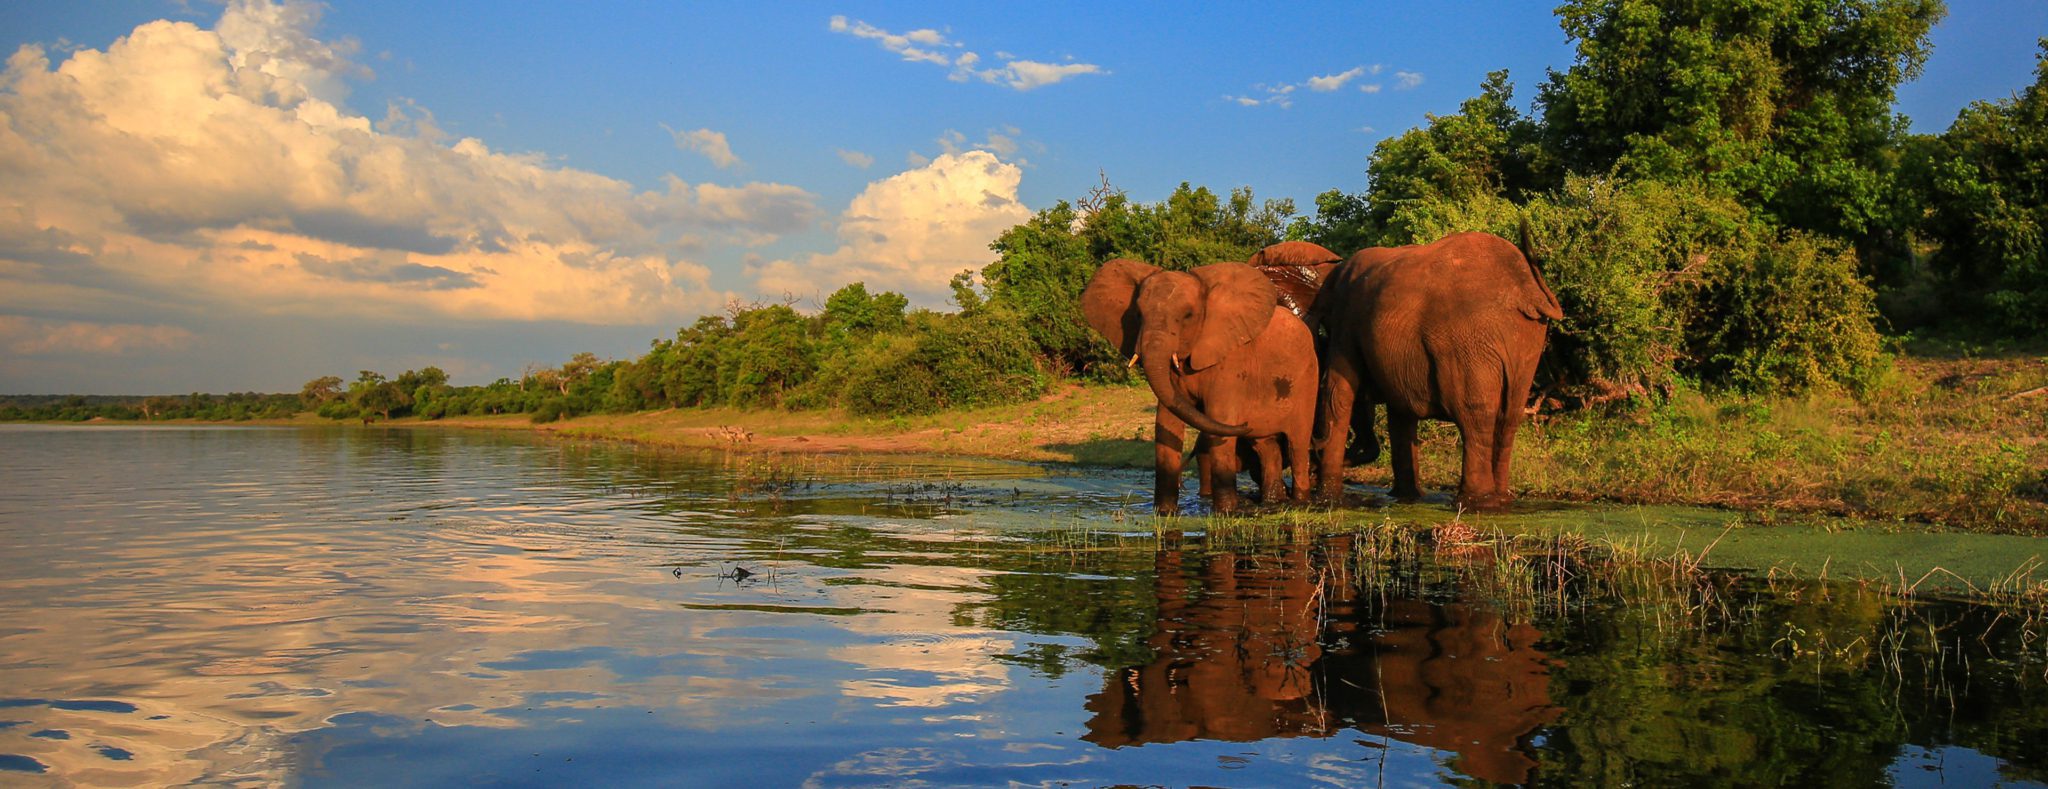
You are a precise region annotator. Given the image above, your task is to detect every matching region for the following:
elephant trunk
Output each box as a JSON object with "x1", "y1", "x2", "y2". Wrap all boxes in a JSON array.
[{"x1": 1141, "y1": 336, "x2": 1251, "y2": 437}]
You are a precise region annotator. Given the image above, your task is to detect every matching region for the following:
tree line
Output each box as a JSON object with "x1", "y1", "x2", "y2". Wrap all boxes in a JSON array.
[{"x1": 12, "y1": 1, "x2": 2044, "y2": 424}]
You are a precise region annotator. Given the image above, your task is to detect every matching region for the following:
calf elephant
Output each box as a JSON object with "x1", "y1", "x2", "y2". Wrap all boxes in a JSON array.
[
  {"x1": 1195, "y1": 241, "x2": 1357, "y2": 500},
  {"x1": 1082, "y1": 259, "x2": 1318, "y2": 514},
  {"x1": 1308, "y1": 230, "x2": 1561, "y2": 509}
]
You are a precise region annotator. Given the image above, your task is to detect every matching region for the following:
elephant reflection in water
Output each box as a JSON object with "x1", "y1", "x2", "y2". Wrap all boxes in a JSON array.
[{"x1": 1083, "y1": 541, "x2": 1560, "y2": 785}]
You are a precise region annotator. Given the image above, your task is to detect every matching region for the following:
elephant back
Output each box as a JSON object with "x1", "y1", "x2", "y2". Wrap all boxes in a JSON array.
[
  {"x1": 1435, "y1": 232, "x2": 1562, "y2": 321},
  {"x1": 1249, "y1": 241, "x2": 1343, "y2": 317}
]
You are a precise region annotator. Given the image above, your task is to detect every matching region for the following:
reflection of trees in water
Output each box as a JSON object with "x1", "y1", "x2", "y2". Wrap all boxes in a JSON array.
[
  {"x1": 1535, "y1": 574, "x2": 2048, "y2": 786},
  {"x1": 1045, "y1": 534, "x2": 2048, "y2": 786},
  {"x1": 1083, "y1": 539, "x2": 1560, "y2": 785}
]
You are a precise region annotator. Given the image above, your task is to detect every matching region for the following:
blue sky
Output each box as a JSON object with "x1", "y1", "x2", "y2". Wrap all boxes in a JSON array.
[{"x1": 0, "y1": 1, "x2": 2042, "y2": 394}]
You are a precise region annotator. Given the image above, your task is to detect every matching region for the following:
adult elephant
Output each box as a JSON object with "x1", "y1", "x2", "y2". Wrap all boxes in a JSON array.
[
  {"x1": 1308, "y1": 230, "x2": 1562, "y2": 509},
  {"x1": 1083, "y1": 259, "x2": 1318, "y2": 514},
  {"x1": 1248, "y1": 240, "x2": 1344, "y2": 316}
]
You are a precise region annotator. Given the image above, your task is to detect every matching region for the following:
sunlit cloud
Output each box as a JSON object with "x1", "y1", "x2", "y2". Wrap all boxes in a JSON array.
[
  {"x1": 0, "y1": 316, "x2": 196, "y2": 356},
  {"x1": 0, "y1": 1, "x2": 826, "y2": 331},
  {"x1": 666, "y1": 125, "x2": 742, "y2": 169},
  {"x1": 828, "y1": 15, "x2": 956, "y2": 65},
  {"x1": 751, "y1": 150, "x2": 1031, "y2": 304},
  {"x1": 830, "y1": 15, "x2": 1104, "y2": 91},
  {"x1": 836, "y1": 149, "x2": 875, "y2": 169},
  {"x1": 1233, "y1": 63, "x2": 1407, "y2": 108},
  {"x1": 1307, "y1": 66, "x2": 1367, "y2": 92}
]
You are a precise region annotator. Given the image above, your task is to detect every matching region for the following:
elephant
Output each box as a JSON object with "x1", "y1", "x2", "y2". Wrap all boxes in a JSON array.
[
  {"x1": 1247, "y1": 240, "x2": 1343, "y2": 317},
  {"x1": 1192, "y1": 240, "x2": 1352, "y2": 499},
  {"x1": 1307, "y1": 230, "x2": 1562, "y2": 509},
  {"x1": 1082, "y1": 258, "x2": 1319, "y2": 514}
]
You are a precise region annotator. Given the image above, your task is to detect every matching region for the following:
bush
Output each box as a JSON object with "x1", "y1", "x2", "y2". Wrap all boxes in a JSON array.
[
  {"x1": 844, "y1": 309, "x2": 1049, "y2": 416},
  {"x1": 316, "y1": 400, "x2": 358, "y2": 421},
  {"x1": 530, "y1": 398, "x2": 571, "y2": 424},
  {"x1": 1687, "y1": 231, "x2": 1890, "y2": 394}
]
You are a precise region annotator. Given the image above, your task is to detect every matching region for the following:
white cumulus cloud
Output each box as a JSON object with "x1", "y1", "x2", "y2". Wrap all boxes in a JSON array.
[
  {"x1": 1307, "y1": 66, "x2": 1366, "y2": 92},
  {"x1": 1233, "y1": 64, "x2": 1408, "y2": 108},
  {"x1": 0, "y1": 0, "x2": 821, "y2": 328},
  {"x1": 666, "y1": 125, "x2": 742, "y2": 169},
  {"x1": 830, "y1": 15, "x2": 1103, "y2": 91},
  {"x1": 752, "y1": 151, "x2": 1031, "y2": 304}
]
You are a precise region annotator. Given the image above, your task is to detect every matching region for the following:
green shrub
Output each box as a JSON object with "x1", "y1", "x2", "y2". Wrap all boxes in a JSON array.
[
  {"x1": 844, "y1": 309, "x2": 1048, "y2": 416},
  {"x1": 315, "y1": 400, "x2": 358, "y2": 421},
  {"x1": 1687, "y1": 231, "x2": 1890, "y2": 394},
  {"x1": 530, "y1": 398, "x2": 571, "y2": 424}
]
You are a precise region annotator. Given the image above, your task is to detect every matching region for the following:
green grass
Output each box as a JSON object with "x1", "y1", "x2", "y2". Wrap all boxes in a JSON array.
[{"x1": 1338, "y1": 353, "x2": 2048, "y2": 534}]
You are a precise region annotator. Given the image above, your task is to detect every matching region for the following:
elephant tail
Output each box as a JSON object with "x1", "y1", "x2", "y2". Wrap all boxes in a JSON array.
[{"x1": 1516, "y1": 215, "x2": 1565, "y2": 321}]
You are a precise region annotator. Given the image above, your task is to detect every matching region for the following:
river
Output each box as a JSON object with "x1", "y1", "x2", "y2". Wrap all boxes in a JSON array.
[{"x1": 0, "y1": 424, "x2": 2043, "y2": 786}]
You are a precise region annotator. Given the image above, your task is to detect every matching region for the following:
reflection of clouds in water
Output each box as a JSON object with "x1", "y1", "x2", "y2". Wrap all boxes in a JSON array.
[
  {"x1": 0, "y1": 428, "x2": 1068, "y2": 784},
  {"x1": 828, "y1": 564, "x2": 1016, "y2": 709}
]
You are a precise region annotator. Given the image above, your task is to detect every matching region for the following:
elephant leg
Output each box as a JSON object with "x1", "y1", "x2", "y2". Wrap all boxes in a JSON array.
[
  {"x1": 1491, "y1": 354, "x2": 1540, "y2": 503},
  {"x1": 1388, "y1": 413, "x2": 1423, "y2": 501},
  {"x1": 1195, "y1": 432, "x2": 1214, "y2": 497},
  {"x1": 1239, "y1": 440, "x2": 1267, "y2": 499},
  {"x1": 1208, "y1": 435, "x2": 1240, "y2": 513},
  {"x1": 1253, "y1": 437, "x2": 1286, "y2": 504},
  {"x1": 1315, "y1": 353, "x2": 1361, "y2": 501},
  {"x1": 1489, "y1": 410, "x2": 1523, "y2": 505},
  {"x1": 1154, "y1": 410, "x2": 1188, "y2": 516},
  {"x1": 1454, "y1": 416, "x2": 1503, "y2": 510},
  {"x1": 1345, "y1": 400, "x2": 1380, "y2": 464},
  {"x1": 1285, "y1": 428, "x2": 1314, "y2": 503}
]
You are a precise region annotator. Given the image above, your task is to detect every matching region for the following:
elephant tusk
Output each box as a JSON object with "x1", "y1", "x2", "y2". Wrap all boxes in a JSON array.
[
  {"x1": 1171, "y1": 353, "x2": 1182, "y2": 374},
  {"x1": 1127, "y1": 352, "x2": 1140, "y2": 368}
]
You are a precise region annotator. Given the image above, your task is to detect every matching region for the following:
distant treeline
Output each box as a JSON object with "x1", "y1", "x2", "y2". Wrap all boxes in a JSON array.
[
  {"x1": 16, "y1": 1, "x2": 2048, "y2": 424},
  {"x1": 0, "y1": 393, "x2": 301, "y2": 422}
]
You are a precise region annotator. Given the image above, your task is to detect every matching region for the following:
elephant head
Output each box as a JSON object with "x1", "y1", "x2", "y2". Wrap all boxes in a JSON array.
[{"x1": 1081, "y1": 259, "x2": 1280, "y2": 437}]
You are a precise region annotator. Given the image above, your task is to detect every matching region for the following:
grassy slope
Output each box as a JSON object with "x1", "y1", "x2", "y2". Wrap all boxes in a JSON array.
[{"x1": 391, "y1": 353, "x2": 2048, "y2": 533}]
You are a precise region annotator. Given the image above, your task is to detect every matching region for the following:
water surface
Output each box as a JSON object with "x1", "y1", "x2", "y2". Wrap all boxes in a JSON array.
[{"x1": 0, "y1": 424, "x2": 2044, "y2": 786}]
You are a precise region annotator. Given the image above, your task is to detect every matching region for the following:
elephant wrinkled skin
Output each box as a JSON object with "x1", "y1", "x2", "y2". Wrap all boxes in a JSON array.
[
  {"x1": 1082, "y1": 259, "x2": 1319, "y2": 514},
  {"x1": 1308, "y1": 231, "x2": 1561, "y2": 509}
]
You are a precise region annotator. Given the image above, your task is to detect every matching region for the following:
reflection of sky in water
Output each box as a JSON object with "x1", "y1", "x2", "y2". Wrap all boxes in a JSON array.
[
  {"x1": 0, "y1": 426, "x2": 1249, "y2": 785},
  {"x1": 0, "y1": 425, "x2": 2043, "y2": 787}
]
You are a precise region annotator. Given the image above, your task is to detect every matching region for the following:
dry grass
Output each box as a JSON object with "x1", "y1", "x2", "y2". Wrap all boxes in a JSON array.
[{"x1": 418, "y1": 353, "x2": 2048, "y2": 534}]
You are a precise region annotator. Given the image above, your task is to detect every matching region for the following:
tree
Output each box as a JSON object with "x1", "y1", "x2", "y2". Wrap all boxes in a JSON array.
[
  {"x1": 342, "y1": 371, "x2": 410, "y2": 423},
  {"x1": 985, "y1": 200, "x2": 1103, "y2": 374},
  {"x1": 821, "y1": 282, "x2": 909, "y2": 346},
  {"x1": 1537, "y1": 0, "x2": 1943, "y2": 243},
  {"x1": 1917, "y1": 39, "x2": 2048, "y2": 334},
  {"x1": 716, "y1": 304, "x2": 815, "y2": 407},
  {"x1": 556, "y1": 353, "x2": 601, "y2": 395},
  {"x1": 300, "y1": 376, "x2": 343, "y2": 408},
  {"x1": 1363, "y1": 71, "x2": 1542, "y2": 239}
]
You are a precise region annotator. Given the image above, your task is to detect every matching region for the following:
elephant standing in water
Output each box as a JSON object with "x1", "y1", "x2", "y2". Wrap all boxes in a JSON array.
[
  {"x1": 1192, "y1": 240, "x2": 1357, "y2": 500},
  {"x1": 1308, "y1": 230, "x2": 1561, "y2": 509},
  {"x1": 1082, "y1": 259, "x2": 1318, "y2": 514}
]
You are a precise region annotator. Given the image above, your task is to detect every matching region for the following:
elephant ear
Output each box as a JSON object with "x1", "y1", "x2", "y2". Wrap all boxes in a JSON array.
[
  {"x1": 1247, "y1": 241, "x2": 1342, "y2": 267},
  {"x1": 1188, "y1": 262, "x2": 1279, "y2": 370},
  {"x1": 1080, "y1": 258, "x2": 1160, "y2": 357}
]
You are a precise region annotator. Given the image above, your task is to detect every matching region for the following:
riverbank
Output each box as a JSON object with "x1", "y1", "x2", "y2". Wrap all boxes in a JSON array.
[
  {"x1": 13, "y1": 353, "x2": 2045, "y2": 533},
  {"x1": 412, "y1": 352, "x2": 2048, "y2": 534}
]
